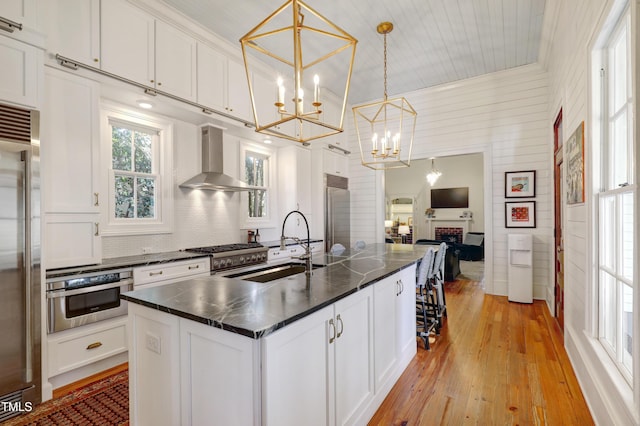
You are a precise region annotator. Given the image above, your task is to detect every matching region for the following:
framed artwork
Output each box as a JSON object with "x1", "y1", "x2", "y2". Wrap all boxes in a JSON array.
[
  {"x1": 566, "y1": 121, "x2": 585, "y2": 204},
  {"x1": 505, "y1": 201, "x2": 536, "y2": 228},
  {"x1": 505, "y1": 170, "x2": 536, "y2": 198}
]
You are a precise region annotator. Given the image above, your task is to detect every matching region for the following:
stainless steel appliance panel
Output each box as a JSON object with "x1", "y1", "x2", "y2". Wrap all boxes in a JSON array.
[
  {"x1": 0, "y1": 106, "x2": 41, "y2": 416},
  {"x1": 325, "y1": 186, "x2": 350, "y2": 252}
]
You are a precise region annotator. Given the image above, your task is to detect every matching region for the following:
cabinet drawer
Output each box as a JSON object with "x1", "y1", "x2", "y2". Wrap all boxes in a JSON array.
[
  {"x1": 48, "y1": 319, "x2": 127, "y2": 376},
  {"x1": 134, "y1": 258, "x2": 210, "y2": 286}
]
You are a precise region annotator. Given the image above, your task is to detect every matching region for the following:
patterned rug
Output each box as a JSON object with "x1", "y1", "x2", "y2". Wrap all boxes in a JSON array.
[{"x1": 4, "y1": 371, "x2": 128, "y2": 426}]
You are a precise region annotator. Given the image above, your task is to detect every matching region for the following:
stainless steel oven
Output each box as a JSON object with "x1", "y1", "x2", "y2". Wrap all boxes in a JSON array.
[{"x1": 46, "y1": 269, "x2": 133, "y2": 333}]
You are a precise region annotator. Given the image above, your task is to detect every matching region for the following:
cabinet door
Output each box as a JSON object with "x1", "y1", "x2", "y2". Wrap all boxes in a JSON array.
[
  {"x1": 180, "y1": 319, "x2": 257, "y2": 426},
  {"x1": 101, "y1": 0, "x2": 154, "y2": 86},
  {"x1": 44, "y1": 0, "x2": 100, "y2": 66},
  {"x1": 226, "y1": 57, "x2": 252, "y2": 121},
  {"x1": 373, "y1": 275, "x2": 398, "y2": 392},
  {"x1": 323, "y1": 149, "x2": 348, "y2": 177},
  {"x1": 196, "y1": 42, "x2": 226, "y2": 111},
  {"x1": 155, "y1": 20, "x2": 196, "y2": 101},
  {"x1": 42, "y1": 68, "x2": 100, "y2": 214},
  {"x1": 44, "y1": 214, "x2": 101, "y2": 268},
  {"x1": 396, "y1": 265, "x2": 417, "y2": 359},
  {"x1": 334, "y1": 286, "x2": 374, "y2": 425},
  {"x1": 262, "y1": 305, "x2": 333, "y2": 426},
  {"x1": 0, "y1": 34, "x2": 39, "y2": 107},
  {"x1": 0, "y1": 0, "x2": 37, "y2": 30}
]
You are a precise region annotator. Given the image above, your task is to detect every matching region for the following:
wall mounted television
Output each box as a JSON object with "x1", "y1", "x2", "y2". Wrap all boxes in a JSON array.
[{"x1": 430, "y1": 187, "x2": 469, "y2": 208}]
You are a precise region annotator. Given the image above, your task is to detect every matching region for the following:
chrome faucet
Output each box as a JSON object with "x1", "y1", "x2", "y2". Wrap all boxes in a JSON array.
[{"x1": 280, "y1": 210, "x2": 312, "y2": 276}]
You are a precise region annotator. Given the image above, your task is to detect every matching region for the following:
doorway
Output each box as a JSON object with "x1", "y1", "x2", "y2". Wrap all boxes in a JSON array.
[{"x1": 553, "y1": 109, "x2": 564, "y2": 331}]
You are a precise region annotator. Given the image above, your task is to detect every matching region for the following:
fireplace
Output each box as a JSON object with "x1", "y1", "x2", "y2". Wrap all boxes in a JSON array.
[{"x1": 435, "y1": 227, "x2": 463, "y2": 244}]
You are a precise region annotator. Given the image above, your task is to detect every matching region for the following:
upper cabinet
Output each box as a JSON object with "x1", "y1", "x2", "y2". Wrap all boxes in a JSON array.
[
  {"x1": 0, "y1": 34, "x2": 40, "y2": 108},
  {"x1": 101, "y1": 0, "x2": 196, "y2": 101},
  {"x1": 322, "y1": 147, "x2": 349, "y2": 177},
  {"x1": 197, "y1": 41, "x2": 252, "y2": 122},
  {"x1": 42, "y1": 0, "x2": 100, "y2": 66},
  {"x1": 0, "y1": 0, "x2": 37, "y2": 32}
]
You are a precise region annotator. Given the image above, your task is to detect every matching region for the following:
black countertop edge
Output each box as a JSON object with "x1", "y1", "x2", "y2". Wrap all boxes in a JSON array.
[{"x1": 46, "y1": 251, "x2": 211, "y2": 279}]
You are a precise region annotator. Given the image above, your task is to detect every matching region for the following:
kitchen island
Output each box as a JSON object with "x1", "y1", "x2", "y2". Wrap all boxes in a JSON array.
[{"x1": 122, "y1": 243, "x2": 427, "y2": 426}]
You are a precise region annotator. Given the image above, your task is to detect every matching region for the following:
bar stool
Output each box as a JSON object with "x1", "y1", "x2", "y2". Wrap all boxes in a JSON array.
[{"x1": 416, "y1": 247, "x2": 439, "y2": 349}]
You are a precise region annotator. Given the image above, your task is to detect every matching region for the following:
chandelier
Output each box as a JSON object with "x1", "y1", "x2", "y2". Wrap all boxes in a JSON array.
[
  {"x1": 240, "y1": 0, "x2": 357, "y2": 144},
  {"x1": 426, "y1": 157, "x2": 442, "y2": 185},
  {"x1": 353, "y1": 22, "x2": 417, "y2": 170}
]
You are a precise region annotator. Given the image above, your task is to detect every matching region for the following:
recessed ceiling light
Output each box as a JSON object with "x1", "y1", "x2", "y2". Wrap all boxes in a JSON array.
[{"x1": 137, "y1": 100, "x2": 153, "y2": 109}]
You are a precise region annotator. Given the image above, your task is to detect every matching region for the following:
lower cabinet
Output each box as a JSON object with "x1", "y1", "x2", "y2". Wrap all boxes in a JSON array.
[
  {"x1": 48, "y1": 316, "x2": 127, "y2": 377},
  {"x1": 373, "y1": 264, "x2": 417, "y2": 395},
  {"x1": 128, "y1": 266, "x2": 416, "y2": 426},
  {"x1": 263, "y1": 286, "x2": 373, "y2": 426}
]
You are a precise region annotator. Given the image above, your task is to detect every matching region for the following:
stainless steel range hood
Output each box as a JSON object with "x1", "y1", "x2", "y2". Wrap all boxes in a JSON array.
[{"x1": 179, "y1": 125, "x2": 253, "y2": 191}]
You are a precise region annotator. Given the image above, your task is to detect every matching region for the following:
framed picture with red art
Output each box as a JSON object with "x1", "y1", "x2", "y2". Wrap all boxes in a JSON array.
[
  {"x1": 505, "y1": 201, "x2": 536, "y2": 228},
  {"x1": 505, "y1": 170, "x2": 536, "y2": 198}
]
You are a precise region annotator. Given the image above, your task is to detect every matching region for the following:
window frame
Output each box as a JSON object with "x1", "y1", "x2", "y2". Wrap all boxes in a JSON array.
[
  {"x1": 100, "y1": 102, "x2": 174, "y2": 235},
  {"x1": 239, "y1": 140, "x2": 277, "y2": 229}
]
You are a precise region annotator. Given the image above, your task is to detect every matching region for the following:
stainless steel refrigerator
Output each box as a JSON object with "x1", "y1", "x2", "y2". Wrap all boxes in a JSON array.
[
  {"x1": 325, "y1": 175, "x2": 350, "y2": 252},
  {"x1": 0, "y1": 104, "x2": 41, "y2": 421}
]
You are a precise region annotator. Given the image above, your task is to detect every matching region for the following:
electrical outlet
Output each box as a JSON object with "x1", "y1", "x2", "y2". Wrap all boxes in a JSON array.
[
  {"x1": 145, "y1": 332, "x2": 161, "y2": 355},
  {"x1": 142, "y1": 247, "x2": 152, "y2": 254}
]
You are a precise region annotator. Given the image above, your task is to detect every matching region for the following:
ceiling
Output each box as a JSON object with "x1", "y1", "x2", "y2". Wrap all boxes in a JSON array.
[{"x1": 160, "y1": 0, "x2": 547, "y2": 105}]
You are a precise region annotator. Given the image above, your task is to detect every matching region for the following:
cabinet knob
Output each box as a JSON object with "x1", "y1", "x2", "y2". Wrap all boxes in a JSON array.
[
  {"x1": 93, "y1": 58, "x2": 99, "y2": 63},
  {"x1": 158, "y1": 82, "x2": 162, "y2": 86},
  {"x1": 150, "y1": 79, "x2": 154, "y2": 83}
]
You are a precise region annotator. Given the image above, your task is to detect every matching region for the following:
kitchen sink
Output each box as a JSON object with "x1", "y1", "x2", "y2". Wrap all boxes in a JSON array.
[{"x1": 226, "y1": 263, "x2": 324, "y2": 283}]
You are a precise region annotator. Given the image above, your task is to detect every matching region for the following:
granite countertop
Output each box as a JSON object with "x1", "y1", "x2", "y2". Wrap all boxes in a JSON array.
[
  {"x1": 121, "y1": 243, "x2": 428, "y2": 339},
  {"x1": 45, "y1": 251, "x2": 211, "y2": 279}
]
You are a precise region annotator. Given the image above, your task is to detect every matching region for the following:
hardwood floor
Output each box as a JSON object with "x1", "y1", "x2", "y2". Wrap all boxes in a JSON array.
[{"x1": 369, "y1": 277, "x2": 593, "y2": 425}]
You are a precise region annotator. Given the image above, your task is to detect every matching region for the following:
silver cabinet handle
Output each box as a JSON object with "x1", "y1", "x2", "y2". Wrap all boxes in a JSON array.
[
  {"x1": 149, "y1": 271, "x2": 163, "y2": 277},
  {"x1": 94, "y1": 222, "x2": 99, "y2": 236},
  {"x1": 399, "y1": 279, "x2": 404, "y2": 294},
  {"x1": 328, "y1": 318, "x2": 336, "y2": 344},
  {"x1": 336, "y1": 314, "x2": 344, "y2": 339},
  {"x1": 0, "y1": 16, "x2": 22, "y2": 33},
  {"x1": 188, "y1": 265, "x2": 200, "y2": 270},
  {"x1": 94, "y1": 192, "x2": 99, "y2": 206},
  {"x1": 396, "y1": 280, "x2": 400, "y2": 296},
  {"x1": 86, "y1": 342, "x2": 103, "y2": 350}
]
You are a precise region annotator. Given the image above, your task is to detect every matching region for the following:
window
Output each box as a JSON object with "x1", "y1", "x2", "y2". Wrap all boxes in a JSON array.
[
  {"x1": 240, "y1": 141, "x2": 276, "y2": 228},
  {"x1": 595, "y1": 6, "x2": 635, "y2": 384},
  {"x1": 245, "y1": 151, "x2": 268, "y2": 218},
  {"x1": 100, "y1": 104, "x2": 173, "y2": 235}
]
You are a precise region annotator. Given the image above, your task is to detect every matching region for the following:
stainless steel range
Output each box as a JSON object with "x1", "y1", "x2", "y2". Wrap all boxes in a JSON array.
[{"x1": 185, "y1": 242, "x2": 268, "y2": 272}]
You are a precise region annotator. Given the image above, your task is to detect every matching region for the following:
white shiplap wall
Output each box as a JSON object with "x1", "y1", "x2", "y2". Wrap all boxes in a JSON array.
[
  {"x1": 545, "y1": 0, "x2": 639, "y2": 424},
  {"x1": 347, "y1": 63, "x2": 550, "y2": 298}
]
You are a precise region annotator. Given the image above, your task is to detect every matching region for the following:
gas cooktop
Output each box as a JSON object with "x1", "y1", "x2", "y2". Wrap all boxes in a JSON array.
[
  {"x1": 185, "y1": 242, "x2": 269, "y2": 272},
  {"x1": 185, "y1": 242, "x2": 264, "y2": 254}
]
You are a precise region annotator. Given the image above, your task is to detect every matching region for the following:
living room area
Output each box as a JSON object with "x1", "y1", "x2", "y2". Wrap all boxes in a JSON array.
[{"x1": 385, "y1": 153, "x2": 485, "y2": 282}]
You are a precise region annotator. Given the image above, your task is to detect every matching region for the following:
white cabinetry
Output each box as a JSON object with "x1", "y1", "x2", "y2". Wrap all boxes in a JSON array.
[
  {"x1": 0, "y1": 34, "x2": 40, "y2": 108},
  {"x1": 262, "y1": 286, "x2": 373, "y2": 425},
  {"x1": 101, "y1": 0, "x2": 197, "y2": 101},
  {"x1": 0, "y1": 0, "x2": 37, "y2": 31},
  {"x1": 133, "y1": 258, "x2": 210, "y2": 289},
  {"x1": 42, "y1": 0, "x2": 100, "y2": 66},
  {"x1": 372, "y1": 265, "x2": 416, "y2": 394},
  {"x1": 48, "y1": 317, "x2": 127, "y2": 377},
  {"x1": 128, "y1": 303, "x2": 259, "y2": 426},
  {"x1": 278, "y1": 145, "x2": 312, "y2": 239},
  {"x1": 196, "y1": 41, "x2": 252, "y2": 121},
  {"x1": 42, "y1": 67, "x2": 101, "y2": 268},
  {"x1": 323, "y1": 147, "x2": 349, "y2": 177}
]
